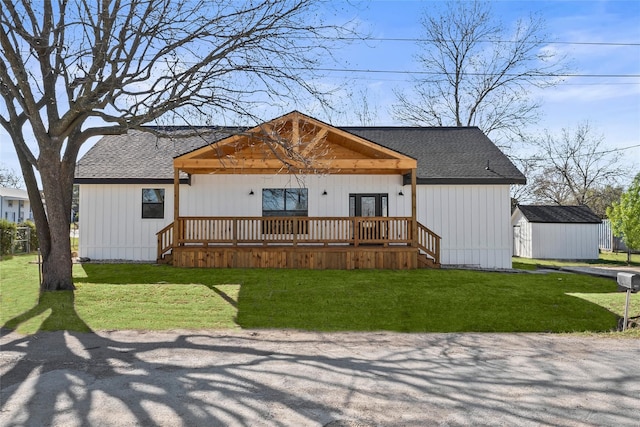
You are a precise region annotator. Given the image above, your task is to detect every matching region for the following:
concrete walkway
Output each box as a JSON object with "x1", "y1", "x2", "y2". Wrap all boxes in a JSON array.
[
  {"x1": 1, "y1": 329, "x2": 639, "y2": 426},
  {"x1": 559, "y1": 265, "x2": 640, "y2": 280}
]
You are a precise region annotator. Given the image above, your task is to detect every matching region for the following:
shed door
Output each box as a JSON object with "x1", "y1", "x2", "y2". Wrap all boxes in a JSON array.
[{"x1": 513, "y1": 225, "x2": 522, "y2": 257}]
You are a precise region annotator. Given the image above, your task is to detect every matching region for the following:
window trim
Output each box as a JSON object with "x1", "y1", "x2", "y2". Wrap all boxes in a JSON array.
[
  {"x1": 262, "y1": 188, "x2": 309, "y2": 217},
  {"x1": 141, "y1": 188, "x2": 165, "y2": 219},
  {"x1": 261, "y1": 188, "x2": 309, "y2": 234}
]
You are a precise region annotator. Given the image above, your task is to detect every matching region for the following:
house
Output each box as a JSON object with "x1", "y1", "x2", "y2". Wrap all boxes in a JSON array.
[
  {"x1": 0, "y1": 187, "x2": 32, "y2": 223},
  {"x1": 75, "y1": 111, "x2": 525, "y2": 269},
  {"x1": 511, "y1": 205, "x2": 601, "y2": 260}
]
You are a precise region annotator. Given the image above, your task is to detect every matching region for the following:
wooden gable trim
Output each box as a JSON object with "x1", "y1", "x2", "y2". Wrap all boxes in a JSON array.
[
  {"x1": 173, "y1": 111, "x2": 417, "y2": 174},
  {"x1": 174, "y1": 158, "x2": 417, "y2": 173},
  {"x1": 301, "y1": 128, "x2": 328, "y2": 157},
  {"x1": 321, "y1": 124, "x2": 408, "y2": 160}
]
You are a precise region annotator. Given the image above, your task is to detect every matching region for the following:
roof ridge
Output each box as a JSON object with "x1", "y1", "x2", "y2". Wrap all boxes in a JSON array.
[{"x1": 340, "y1": 126, "x2": 481, "y2": 130}]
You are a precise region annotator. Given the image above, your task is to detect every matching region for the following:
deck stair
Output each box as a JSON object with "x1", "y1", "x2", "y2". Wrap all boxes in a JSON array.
[
  {"x1": 417, "y1": 253, "x2": 441, "y2": 269},
  {"x1": 416, "y1": 222, "x2": 441, "y2": 268}
]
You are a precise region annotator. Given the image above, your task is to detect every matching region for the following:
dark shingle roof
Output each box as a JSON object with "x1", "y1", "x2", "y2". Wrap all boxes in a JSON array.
[
  {"x1": 75, "y1": 129, "x2": 231, "y2": 182},
  {"x1": 344, "y1": 127, "x2": 525, "y2": 184},
  {"x1": 516, "y1": 205, "x2": 602, "y2": 224},
  {"x1": 75, "y1": 124, "x2": 525, "y2": 185}
]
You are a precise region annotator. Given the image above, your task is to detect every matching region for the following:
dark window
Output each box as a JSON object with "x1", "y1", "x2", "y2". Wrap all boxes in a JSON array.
[
  {"x1": 142, "y1": 189, "x2": 165, "y2": 219},
  {"x1": 262, "y1": 188, "x2": 308, "y2": 216},
  {"x1": 262, "y1": 188, "x2": 308, "y2": 234}
]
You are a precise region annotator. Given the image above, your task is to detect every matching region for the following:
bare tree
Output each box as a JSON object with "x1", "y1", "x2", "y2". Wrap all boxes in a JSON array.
[
  {"x1": 0, "y1": 0, "x2": 352, "y2": 291},
  {"x1": 527, "y1": 122, "x2": 627, "y2": 212},
  {"x1": 582, "y1": 184, "x2": 624, "y2": 218},
  {"x1": 345, "y1": 88, "x2": 380, "y2": 126},
  {"x1": 392, "y1": 0, "x2": 566, "y2": 141},
  {"x1": 509, "y1": 157, "x2": 539, "y2": 205},
  {"x1": 321, "y1": 86, "x2": 381, "y2": 126},
  {"x1": 0, "y1": 164, "x2": 23, "y2": 188}
]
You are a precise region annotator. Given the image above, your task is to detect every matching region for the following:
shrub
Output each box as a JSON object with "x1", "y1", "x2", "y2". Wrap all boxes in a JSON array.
[{"x1": 0, "y1": 219, "x2": 17, "y2": 256}]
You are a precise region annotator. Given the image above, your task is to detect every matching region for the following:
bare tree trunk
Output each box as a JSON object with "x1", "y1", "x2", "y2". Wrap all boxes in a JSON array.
[{"x1": 37, "y1": 155, "x2": 75, "y2": 291}]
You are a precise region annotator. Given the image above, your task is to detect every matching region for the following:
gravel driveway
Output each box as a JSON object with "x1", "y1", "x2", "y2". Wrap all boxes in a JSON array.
[{"x1": 1, "y1": 329, "x2": 639, "y2": 426}]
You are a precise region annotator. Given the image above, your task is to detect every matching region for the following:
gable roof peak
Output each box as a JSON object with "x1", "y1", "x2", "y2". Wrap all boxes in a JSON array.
[{"x1": 173, "y1": 112, "x2": 417, "y2": 175}]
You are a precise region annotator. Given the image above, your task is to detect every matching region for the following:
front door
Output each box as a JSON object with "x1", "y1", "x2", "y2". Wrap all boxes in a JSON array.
[
  {"x1": 349, "y1": 194, "x2": 388, "y2": 241},
  {"x1": 349, "y1": 194, "x2": 388, "y2": 217}
]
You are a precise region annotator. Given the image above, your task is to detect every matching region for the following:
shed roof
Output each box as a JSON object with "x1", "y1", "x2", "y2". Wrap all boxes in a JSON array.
[
  {"x1": 516, "y1": 205, "x2": 602, "y2": 224},
  {"x1": 75, "y1": 112, "x2": 525, "y2": 185}
]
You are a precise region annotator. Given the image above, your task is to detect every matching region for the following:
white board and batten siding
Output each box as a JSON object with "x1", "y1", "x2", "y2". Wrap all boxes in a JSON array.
[
  {"x1": 179, "y1": 174, "x2": 409, "y2": 217},
  {"x1": 530, "y1": 223, "x2": 599, "y2": 259},
  {"x1": 182, "y1": 177, "x2": 515, "y2": 270},
  {"x1": 78, "y1": 175, "x2": 409, "y2": 261},
  {"x1": 79, "y1": 177, "x2": 515, "y2": 268},
  {"x1": 79, "y1": 183, "x2": 175, "y2": 261},
  {"x1": 418, "y1": 185, "x2": 513, "y2": 269}
]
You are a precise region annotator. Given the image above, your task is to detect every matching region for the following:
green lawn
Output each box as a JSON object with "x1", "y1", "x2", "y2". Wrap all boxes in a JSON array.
[{"x1": 1, "y1": 254, "x2": 637, "y2": 336}]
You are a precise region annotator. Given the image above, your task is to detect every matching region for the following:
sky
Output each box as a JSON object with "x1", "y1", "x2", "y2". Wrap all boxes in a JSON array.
[
  {"x1": 1, "y1": 0, "x2": 639, "y2": 187},
  {"x1": 326, "y1": 0, "x2": 640, "y2": 177}
]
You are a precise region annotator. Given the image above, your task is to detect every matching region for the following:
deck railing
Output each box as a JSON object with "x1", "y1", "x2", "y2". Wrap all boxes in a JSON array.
[
  {"x1": 417, "y1": 222, "x2": 441, "y2": 264},
  {"x1": 157, "y1": 222, "x2": 174, "y2": 261},
  {"x1": 157, "y1": 216, "x2": 440, "y2": 265},
  {"x1": 178, "y1": 216, "x2": 412, "y2": 246}
]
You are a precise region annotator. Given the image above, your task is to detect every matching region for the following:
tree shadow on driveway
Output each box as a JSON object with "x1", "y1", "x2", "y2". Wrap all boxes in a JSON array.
[{"x1": 2, "y1": 324, "x2": 640, "y2": 426}]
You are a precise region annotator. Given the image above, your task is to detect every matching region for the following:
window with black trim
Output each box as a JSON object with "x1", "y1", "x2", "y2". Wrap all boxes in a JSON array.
[
  {"x1": 262, "y1": 188, "x2": 308, "y2": 234},
  {"x1": 262, "y1": 188, "x2": 308, "y2": 216},
  {"x1": 142, "y1": 189, "x2": 165, "y2": 219}
]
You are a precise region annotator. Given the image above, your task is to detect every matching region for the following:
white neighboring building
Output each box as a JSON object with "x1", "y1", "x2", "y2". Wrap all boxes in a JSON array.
[
  {"x1": 75, "y1": 111, "x2": 526, "y2": 269},
  {"x1": 512, "y1": 205, "x2": 601, "y2": 260},
  {"x1": 0, "y1": 187, "x2": 32, "y2": 223}
]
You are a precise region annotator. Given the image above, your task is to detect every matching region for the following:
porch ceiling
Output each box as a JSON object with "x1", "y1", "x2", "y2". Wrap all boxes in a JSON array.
[{"x1": 173, "y1": 111, "x2": 417, "y2": 175}]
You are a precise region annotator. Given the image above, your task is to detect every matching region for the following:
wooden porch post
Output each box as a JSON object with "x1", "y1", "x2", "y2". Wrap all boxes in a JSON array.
[
  {"x1": 411, "y1": 168, "x2": 417, "y2": 248},
  {"x1": 174, "y1": 168, "x2": 180, "y2": 245}
]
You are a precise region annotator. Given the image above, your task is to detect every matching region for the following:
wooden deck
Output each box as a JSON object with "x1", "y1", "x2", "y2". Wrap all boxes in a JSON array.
[{"x1": 157, "y1": 216, "x2": 440, "y2": 269}]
